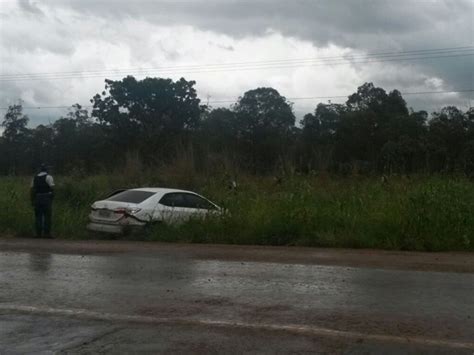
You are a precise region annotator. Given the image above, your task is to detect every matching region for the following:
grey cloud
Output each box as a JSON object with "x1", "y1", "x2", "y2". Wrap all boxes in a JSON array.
[
  {"x1": 2, "y1": 4, "x2": 76, "y2": 56},
  {"x1": 3, "y1": 0, "x2": 473, "y2": 125},
  {"x1": 46, "y1": 0, "x2": 474, "y2": 93},
  {"x1": 48, "y1": 0, "x2": 471, "y2": 47},
  {"x1": 0, "y1": 87, "x2": 55, "y2": 127},
  {"x1": 1, "y1": 30, "x2": 76, "y2": 56},
  {"x1": 20, "y1": 1, "x2": 474, "y2": 59},
  {"x1": 18, "y1": 0, "x2": 44, "y2": 16}
]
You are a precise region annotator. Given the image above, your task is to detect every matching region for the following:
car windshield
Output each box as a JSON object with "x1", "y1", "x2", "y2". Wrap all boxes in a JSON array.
[{"x1": 106, "y1": 190, "x2": 156, "y2": 204}]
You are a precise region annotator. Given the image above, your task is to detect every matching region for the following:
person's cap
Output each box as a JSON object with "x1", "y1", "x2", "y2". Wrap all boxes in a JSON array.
[{"x1": 40, "y1": 163, "x2": 47, "y2": 171}]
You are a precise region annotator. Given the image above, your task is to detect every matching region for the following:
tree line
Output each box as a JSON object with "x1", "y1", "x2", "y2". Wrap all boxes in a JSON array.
[{"x1": 1, "y1": 76, "x2": 473, "y2": 176}]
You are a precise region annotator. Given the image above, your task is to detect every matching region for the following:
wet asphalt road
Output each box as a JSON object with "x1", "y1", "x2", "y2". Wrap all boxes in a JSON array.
[{"x1": 0, "y1": 239, "x2": 473, "y2": 354}]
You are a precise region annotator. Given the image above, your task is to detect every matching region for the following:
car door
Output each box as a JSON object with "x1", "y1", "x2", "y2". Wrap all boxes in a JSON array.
[
  {"x1": 156, "y1": 192, "x2": 217, "y2": 223},
  {"x1": 182, "y1": 193, "x2": 218, "y2": 218},
  {"x1": 156, "y1": 193, "x2": 193, "y2": 223}
]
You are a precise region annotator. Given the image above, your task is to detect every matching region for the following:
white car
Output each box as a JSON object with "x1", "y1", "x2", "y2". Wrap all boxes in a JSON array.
[{"x1": 87, "y1": 188, "x2": 222, "y2": 234}]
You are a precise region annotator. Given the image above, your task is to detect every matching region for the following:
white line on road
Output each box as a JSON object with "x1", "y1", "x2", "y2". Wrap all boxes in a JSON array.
[{"x1": 1, "y1": 304, "x2": 473, "y2": 350}]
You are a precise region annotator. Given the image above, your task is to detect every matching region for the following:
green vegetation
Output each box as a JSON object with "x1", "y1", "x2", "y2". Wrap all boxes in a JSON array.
[
  {"x1": 1, "y1": 80, "x2": 473, "y2": 176},
  {"x1": 2, "y1": 78, "x2": 473, "y2": 251},
  {"x1": 1, "y1": 174, "x2": 472, "y2": 251}
]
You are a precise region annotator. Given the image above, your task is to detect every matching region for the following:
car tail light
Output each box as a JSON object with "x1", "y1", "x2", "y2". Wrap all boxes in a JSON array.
[
  {"x1": 114, "y1": 207, "x2": 141, "y2": 215},
  {"x1": 127, "y1": 207, "x2": 142, "y2": 215}
]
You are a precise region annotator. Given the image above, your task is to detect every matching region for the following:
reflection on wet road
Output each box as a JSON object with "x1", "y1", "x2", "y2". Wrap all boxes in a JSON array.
[
  {"x1": 0, "y1": 248, "x2": 473, "y2": 353},
  {"x1": 1, "y1": 252, "x2": 473, "y2": 319}
]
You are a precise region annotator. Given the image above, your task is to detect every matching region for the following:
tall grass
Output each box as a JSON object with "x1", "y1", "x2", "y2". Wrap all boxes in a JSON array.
[{"x1": 0, "y1": 173, "x2": 472, "y2": 251}]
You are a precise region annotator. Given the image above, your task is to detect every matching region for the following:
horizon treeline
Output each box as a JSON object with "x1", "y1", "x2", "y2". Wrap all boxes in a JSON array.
[{"x1": 1, "y1": 76, "x2": 473, "y2": 176}]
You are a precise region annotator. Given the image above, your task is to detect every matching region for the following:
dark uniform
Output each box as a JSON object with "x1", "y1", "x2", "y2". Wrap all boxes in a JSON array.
[{"x1": 31, "y1": 170, "x2": 54, "y2": 238}]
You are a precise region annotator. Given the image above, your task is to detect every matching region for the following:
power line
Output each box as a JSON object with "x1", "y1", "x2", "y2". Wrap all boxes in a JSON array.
[
  {"x1": 3, "y1": 52, "x2": 473, "y2": 81},
  {"x1": 1, "y1": 49, "x2": 473, "y2": 82},
  {"x1": 1, "y1": 46, "x2": 472, "y2": 78},
  {"x1": 1, "y1": 45, "x2": 472, "y2": 79},
  {"x1": 1, "y1": 89, "x2": 472, "y2": 110}
]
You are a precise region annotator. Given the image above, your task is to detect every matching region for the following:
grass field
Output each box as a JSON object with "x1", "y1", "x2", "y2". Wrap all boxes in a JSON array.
[{"x1": 0, "y1": 174, "x2": 473, "y2": 251}]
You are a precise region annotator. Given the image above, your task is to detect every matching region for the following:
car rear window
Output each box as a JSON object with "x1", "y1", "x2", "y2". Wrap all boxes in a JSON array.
[{"x1": 106, "y1": 190, "x2": 156, "y2": 204}]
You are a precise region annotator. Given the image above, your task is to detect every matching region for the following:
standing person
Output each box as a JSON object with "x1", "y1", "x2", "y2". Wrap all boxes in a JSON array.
[{"x1": 31, "y1": 164, "x2": 55, "y2": 238}]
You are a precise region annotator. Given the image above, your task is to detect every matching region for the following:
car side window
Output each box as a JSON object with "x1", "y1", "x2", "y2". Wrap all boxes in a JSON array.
[
  {"x1": 183, "y1": 193, "x2": 216, "y2": 210},
  {"x1": 159, "y1": 193, "x2": 187, "y2": 207}
]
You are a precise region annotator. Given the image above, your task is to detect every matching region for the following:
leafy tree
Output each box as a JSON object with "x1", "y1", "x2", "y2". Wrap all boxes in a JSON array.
[
  {"x1": 347, "y1": 82, "x2": 388, "y2": 113},
  {"x1": 0, "y1": 81, "x2": 470, "y2": 176},
  {"x1": 28, "y1": 124, "x2": 55, "y2": 170},
  {"x1": 335, "y1": 83, "x2": 415, "y2": 171},
  {"x1": 233, "y1": 87, "x2": 295, "y2": 171},
  {"x1": 300, "y1": 103, "x2": 346, "y2": 170},
  {"x1": 1, "y1": 104, "x2": 29, "y2": 143},
  {"x1": 1, "y1": 104, "x2": 30, "y2": 173},
  {"x1": 51, "y1": 104, "x2": 106, "y2": 172},
  {"x1": 376, "y1": 110, "x2": 428, "y2": 173},
  {"x1": 91, "y1": 76, "x2": 204, "y2": 163},
  {"x1": 428, "y1": 106, "x2": 469, "y2": 172},
  {"x1": 464, "y1": 107, "x2": 474, "y2": 175},
  {"x1": 201, "y1": 108, "x2": 237, "y2": 153},
  {"x1": 334, "y1": 110, "x2": 378, "y2": 164},
  {"x1": 65, "y1": 103, "x2": 91, "y2": 127},
  {"x1": 301, "y1": 103, "x2": 345, "y2": 142}
]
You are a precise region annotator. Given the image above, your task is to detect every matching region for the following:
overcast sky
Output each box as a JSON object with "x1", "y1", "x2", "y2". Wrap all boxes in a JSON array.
[{"x1": 0, "y1": 0, "x2": 473, "y2": 126}]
